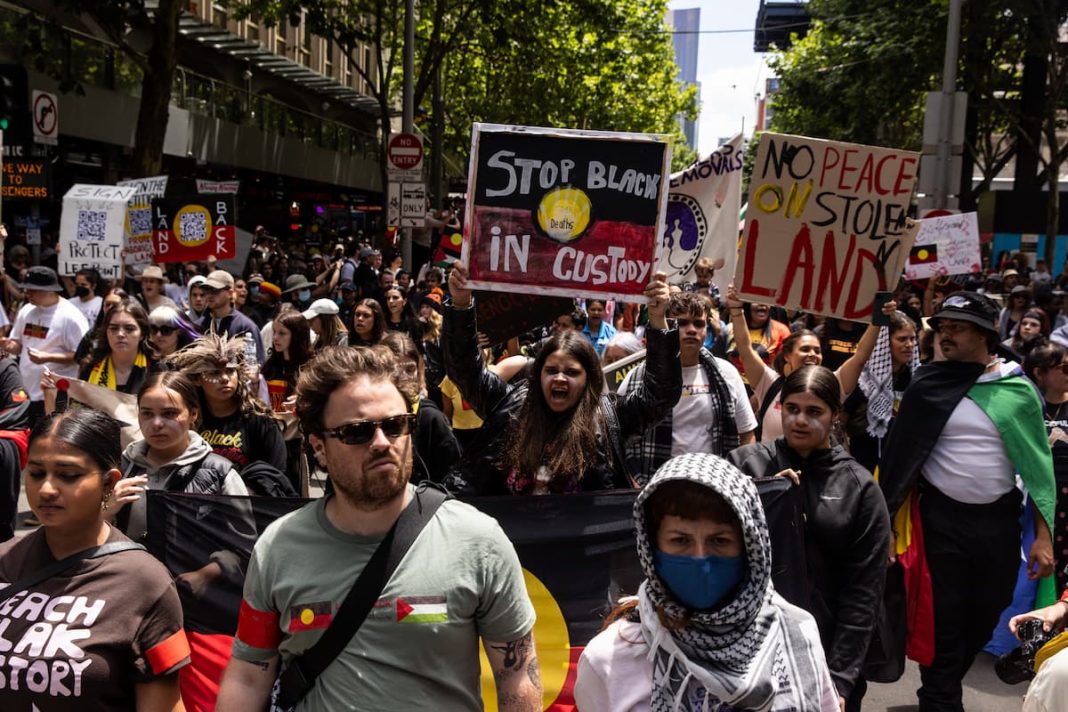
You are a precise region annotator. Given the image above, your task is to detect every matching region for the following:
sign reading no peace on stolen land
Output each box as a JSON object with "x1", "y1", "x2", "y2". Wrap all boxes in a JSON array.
[
  {"x1": 463, "y1": 123, "x2": 672, "y2": 302},
  {"x1": 734, "y1": 133, "x2": 921, "y2": 322},
  {"x1": 59, "y1": 184, "x2": 138, "y2": 281}
]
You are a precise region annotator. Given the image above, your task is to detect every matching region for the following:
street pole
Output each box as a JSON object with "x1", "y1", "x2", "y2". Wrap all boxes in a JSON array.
[
  {"x1": 934, "y1": 0, "x2": 962, "y2": 210},
  {"x1": 401, "y1": 0, "x2": 415, "y2": 268}
]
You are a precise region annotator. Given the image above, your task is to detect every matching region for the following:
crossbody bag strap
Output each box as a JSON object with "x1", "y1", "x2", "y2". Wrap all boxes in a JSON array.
[
  {"x1": 0, "y1": 541, "x2": 146, "y2": 604},
  {"x1": 279, "y1": 487, "x2": 448, "y2": 703},
  {"x1": 755, "y1": 375, "x2": 785, "y2": 442}
]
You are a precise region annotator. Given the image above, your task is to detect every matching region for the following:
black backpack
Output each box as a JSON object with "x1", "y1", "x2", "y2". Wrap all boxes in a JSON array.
[{"x1": 240, "y1": 461, "x2": 300, "y2": 498}]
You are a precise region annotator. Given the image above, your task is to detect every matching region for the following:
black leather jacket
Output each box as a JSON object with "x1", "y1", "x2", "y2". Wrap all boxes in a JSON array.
[{"x1": 443, "y1": 303, "x2": 682, "y2": 495}]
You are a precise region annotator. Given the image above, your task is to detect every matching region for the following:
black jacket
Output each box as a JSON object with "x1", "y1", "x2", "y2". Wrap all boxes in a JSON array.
[
  {"x1": 727, "y1": 439, "x2": 892, "y2": 699},
  {"x1": 443, "y1": 304, "x2": 682, "y2": 495}
]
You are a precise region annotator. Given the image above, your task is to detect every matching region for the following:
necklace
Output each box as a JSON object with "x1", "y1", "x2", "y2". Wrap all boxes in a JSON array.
[{"x1": 1047, "y1": 398, "x2": 1068, "y2": 421}]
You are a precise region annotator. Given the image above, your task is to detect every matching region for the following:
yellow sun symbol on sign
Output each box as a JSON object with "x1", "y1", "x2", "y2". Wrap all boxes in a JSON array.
[
  {"x1": 479, "y1": 568, "x2": 572, "y2": 710},
  {"x1": 536, "y1": 187, "x2": 591, "y2": 243},
  {"x1": 174, "y1": 205, "x2": 213, "y2": 248}
]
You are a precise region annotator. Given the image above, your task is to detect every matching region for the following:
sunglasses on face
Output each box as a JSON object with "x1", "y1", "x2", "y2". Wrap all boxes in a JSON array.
[
  {"x1": 321, "y1": 413, "x2": 416, "y2": 445},
  {"x1": 673, "y1": 318, "x2": 707, "y2": 329},
  {"x1": 107, "y1": 324, "x2": 139, "y2": 335},
  {"x1": 150, "y1": 325, "x2": 176, "y2": 336}
]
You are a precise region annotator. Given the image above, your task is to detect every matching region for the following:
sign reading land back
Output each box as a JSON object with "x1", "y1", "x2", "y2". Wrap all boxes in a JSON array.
[
  {"x1": 151, "y1": 196, "x2": 237, "y2": 263},
  {"x1": 463, "y1": 124, "x2": 672, "y2": 302},
  {"x1": 733, "y1": 133, "x2": 920, "y2": 321}
]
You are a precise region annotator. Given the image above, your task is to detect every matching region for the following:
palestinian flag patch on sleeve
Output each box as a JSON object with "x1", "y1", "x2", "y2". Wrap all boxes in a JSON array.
[
  {"x1": 395, "y1": 595, "x2": 448, "y2": 623},
  {"x1": 288, "y1": 601, "x2": 334, "y2": 632}
]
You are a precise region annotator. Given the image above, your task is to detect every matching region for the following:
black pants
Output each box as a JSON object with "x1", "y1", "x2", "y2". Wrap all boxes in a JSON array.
[{"x1": 917, "y1": 483, "x2": 1021, "y2": 712}]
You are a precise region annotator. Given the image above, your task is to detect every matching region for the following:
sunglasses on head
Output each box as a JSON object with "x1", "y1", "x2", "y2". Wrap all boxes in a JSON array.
[
  {"x1": 321, "y1": 413, "x2": 416, "y2": 445},
  {"x1": 150, "y1": 325, "x2": 176, "y2": 336}
]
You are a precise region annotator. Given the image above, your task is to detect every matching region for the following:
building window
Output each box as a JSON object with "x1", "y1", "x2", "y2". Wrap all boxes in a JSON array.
[
  {"x1": 246, "y1": 19, "x2": 259, "y2": 43},
  {"x1": 275, "y1": 30, "x2": 286, "y2": 57},
  {"x1": 212, "y1": 3, "x2": 228, "y2": 29}
]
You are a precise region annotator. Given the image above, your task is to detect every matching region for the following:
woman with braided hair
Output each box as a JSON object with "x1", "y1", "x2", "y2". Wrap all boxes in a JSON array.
[
  {"x1": 575, "y1": 453, "x2": 837, "y2": 711},
  {"x1": 166, "y1": 332, "x2": 287, "y2": 477}
]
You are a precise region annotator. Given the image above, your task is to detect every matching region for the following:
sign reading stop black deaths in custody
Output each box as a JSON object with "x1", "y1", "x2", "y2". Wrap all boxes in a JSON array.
[
  {"x1": 734, "y1": 133, "x2": 921, "y2": 322},
  {"x1": 463, "y1": 124, "x2": 672, "y2": 302}
]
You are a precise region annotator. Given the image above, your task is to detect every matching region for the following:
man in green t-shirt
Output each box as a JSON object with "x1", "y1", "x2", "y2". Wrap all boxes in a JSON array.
[{"x1": 216, "y1": 346, "x2": 540, "y2": 711}]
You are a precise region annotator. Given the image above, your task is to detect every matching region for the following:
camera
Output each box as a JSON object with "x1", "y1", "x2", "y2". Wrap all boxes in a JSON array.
[{"x1": 995, "y1": 619, "x2": 1054, "y2": 685}]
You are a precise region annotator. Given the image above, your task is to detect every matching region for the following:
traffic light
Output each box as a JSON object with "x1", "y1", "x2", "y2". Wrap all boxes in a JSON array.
[{"x1": 0, "y1": 64, "x2": 30, "y2": 144}]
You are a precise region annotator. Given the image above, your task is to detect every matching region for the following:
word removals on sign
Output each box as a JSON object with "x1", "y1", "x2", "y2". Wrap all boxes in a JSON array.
[
  {"x1": 734, "y1": 133, "x2": 920, "y2": 321},
  {"x1": 151, "y1": 196, "x2": 236, "y2": 263},
  {"x1": 463, "y1": 123, "x2": 672, "y2": 302}
]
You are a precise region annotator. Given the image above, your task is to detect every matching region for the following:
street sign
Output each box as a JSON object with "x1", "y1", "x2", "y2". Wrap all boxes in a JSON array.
[
  {"x1": 387, "y1": 181, "x2": 401, "y2": 226},
  {"x1": 31, "y1": 90, "x2": 57, "y2": 145},
  {"x1": 400, "y1": 182, "x2": 426, "y2": 227},
  {"x1": 388, "y1": 132, "x2": 423, "y2": 172}
]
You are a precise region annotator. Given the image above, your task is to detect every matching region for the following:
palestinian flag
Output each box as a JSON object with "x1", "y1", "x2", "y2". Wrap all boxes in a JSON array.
[{"x1": 146, "y1": 490, "x2": 640, "y2": 712}]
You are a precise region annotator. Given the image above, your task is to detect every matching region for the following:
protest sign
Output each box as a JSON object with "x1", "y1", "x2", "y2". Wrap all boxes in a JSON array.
[
  {"x1": 152, "y1": 195, "x2": 237, "y2": 263},
  {"x1": 118, "y1": 175, "x2": 168, "y2": 267},
  {"x1": 603, "y1": 349, "x2": 646, "y2": 393},
  {"x1": 904, "y1": 211, "x2": 981, "y2": 280},
  {"x1": 658, "y1": 134, "x2": 744, "y2": 292},
  {"x1": 196, "y1": 179, "x2": 240, "y2": 194},
  {"x1": 55, "y1": 376, "x2": 141, "y2": 447},
  {"x1": 463, "y1": 123, "x2": 672, "y2": 302},
  {"x1": 734, "y1": 133, "x2": 921, "y2": 321},
  {"x1": 474, "y1": 289, "x2": 573, "y2": 344},
  {"x1": 58, "y1": 184, "x2": 137, "y2": 280}
]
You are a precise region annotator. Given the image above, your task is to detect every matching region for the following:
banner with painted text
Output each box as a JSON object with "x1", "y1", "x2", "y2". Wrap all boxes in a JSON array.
[
  {"x1": 904, "y1": 212, "x2": 981, "y2": 280},
  {"x1": 463, "y1": 124, "x2": 672, "y2": 302},
  {"x1": 734, "y1": 133, "x2": 920, "y2": 321},
  {"x1": 145, "y1": 490, "x2": 640, "y2": 712},
  {"x1": 118, "y1": 175, "x2": 168, "y2": 267},
  {"x1": 151, "y1": 196, "x2": 237, "y2": 263},
  {"x1": 658, "y1": 135, "x2": 744, "y2": 292},
  {"x1": 59, "y1": 184, "x2": 137, "y2": 280}
]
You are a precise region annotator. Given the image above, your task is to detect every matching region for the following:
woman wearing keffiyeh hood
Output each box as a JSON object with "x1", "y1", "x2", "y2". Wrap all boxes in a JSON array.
[{"x1": 575, "y1": 453, "x2": 838, "y2": 712}]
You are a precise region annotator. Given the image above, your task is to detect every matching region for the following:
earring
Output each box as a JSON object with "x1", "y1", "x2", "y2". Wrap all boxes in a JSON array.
[{"x1": 101, "y1": 490, "x2": 112, "y2": 511}]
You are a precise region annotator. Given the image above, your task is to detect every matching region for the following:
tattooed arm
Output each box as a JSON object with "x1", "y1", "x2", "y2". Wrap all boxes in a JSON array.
[{"x1": 484, "y1": 630, "x2": 542, "y2": 712}]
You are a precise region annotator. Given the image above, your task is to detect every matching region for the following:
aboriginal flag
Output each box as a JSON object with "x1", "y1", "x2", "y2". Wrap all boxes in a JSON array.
[
  {"x1": 909, "y1": 243, "x2": 938, "y2": 265},
  {"x1": 145, "y1": 490, "x2": 641, "y2": 711}
]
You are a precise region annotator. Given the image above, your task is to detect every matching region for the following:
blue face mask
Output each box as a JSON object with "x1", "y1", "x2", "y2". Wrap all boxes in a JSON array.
[
  {"x1": 297, "y1": 289, "x2": 311, "y2": 303},
  {"x1": 654, "y1": 549, "x2": 745, "y2": 611}
]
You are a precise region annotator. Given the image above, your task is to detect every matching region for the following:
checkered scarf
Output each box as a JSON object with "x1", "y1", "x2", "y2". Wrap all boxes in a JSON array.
[
  {"x1": 858, "y1": 327, "x2": 919, "y2": 439},
  {"x1": 634, "y1": 454, "x2": 831, "y2": 711},
  {"x1": 624, "y1": 349, "x2": 739, "y2": 485}
]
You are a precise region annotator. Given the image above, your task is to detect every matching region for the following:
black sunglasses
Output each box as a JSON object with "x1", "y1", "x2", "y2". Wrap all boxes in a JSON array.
[
  {"x1": 150, "y1": 325, "x2": 176, "y2": 336},
  {"x1": 322, "y1": 413, "x2": 416, "y2": 445}
]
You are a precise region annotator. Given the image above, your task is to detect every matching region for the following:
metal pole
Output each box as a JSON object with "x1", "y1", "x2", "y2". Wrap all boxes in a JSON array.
[
  {"x1": 934, "y1": 0, "x2": 963, "y2": 209},
  {"x1": 400, "y1": 0, "x2": 415, "y2": 268}
]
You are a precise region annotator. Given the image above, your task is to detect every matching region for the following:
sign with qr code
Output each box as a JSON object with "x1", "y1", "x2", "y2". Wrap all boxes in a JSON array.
[
  {"x1": 118, "y1": 175, "x2": 168, "y2": 267},
  {"x1": 59, "y1": 184, "x2": 137, "y2": 280},
  {"x1": 151, "y1": 196, "x2": 237, "y2": 263}
]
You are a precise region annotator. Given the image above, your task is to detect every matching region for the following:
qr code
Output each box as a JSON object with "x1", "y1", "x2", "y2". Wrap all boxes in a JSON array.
[
  {"x1": 77, "y1": 210, "x2": 108, "y2": 242},
  {"x1": 179, "y1": 211, "x2": 208, "y2": 241},
  {"x1": 128, "y1": 207, "x2": 151, "y2": 236}
]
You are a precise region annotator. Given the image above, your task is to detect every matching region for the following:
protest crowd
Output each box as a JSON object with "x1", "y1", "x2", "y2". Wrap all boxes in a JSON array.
[{"x1": 5, "y1": 130, "x2": 1068, "y2": 712}]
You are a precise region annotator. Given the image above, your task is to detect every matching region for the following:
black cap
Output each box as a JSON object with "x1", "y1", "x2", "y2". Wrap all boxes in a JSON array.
[
  {"x1": 19, "y1": 266, "x2": 64, "y2": 292},
  {"x1": 929, "y1": 291, "x2": 1000, "y2": 334}
]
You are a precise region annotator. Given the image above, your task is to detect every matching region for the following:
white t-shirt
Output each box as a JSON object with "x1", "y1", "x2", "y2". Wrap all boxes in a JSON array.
[
  {"x1": 72, "y1": 295, "x2": 102, "y2": 327},
  {"x1": 923, "y1": 361, "x2": 1018, "y2": 504},
  {"x1": 11, "y1": 298, "x2": 89, "y2": 400}
]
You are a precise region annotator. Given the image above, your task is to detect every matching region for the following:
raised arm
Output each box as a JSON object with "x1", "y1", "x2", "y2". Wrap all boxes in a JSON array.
[
  {"x1": 836, "y1": 299, "x2": 897, "y2": 398},
  {"x1": 726, "y1": 285, "x2": 769, "y2": 392},
  {"x1": 484, "y1": 630, "x2": 543, "y2": 712}
]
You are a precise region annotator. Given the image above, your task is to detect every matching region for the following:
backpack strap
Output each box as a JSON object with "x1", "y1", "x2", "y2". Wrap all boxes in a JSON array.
[{"x1": 755, "y1": 375, "x2": 785, "y2": 442}]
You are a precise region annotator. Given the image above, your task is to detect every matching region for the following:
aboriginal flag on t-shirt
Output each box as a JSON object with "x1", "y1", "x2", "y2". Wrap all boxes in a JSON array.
[{"x1": 145, "y1": 490, "x2": 642, "y2": 712}]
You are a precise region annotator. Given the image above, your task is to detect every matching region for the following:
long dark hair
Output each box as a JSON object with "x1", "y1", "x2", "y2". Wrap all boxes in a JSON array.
[
  {"x1": 350, "y1": 298, "x2": 386, "y2": 345},
  {"x1": 82, "y1": 298, "x2": 154, "y2": 369},
  {"x1": 773, "y1": 328, "x2": 819, "y2": 375},
  {"x1": 267, "y1": 311, "x2": 314, "y2": 366},
  {"x1": 780, "y1": 365, "x2": 841, "y2": 415},
  {"x1": 1024, "y1": 341, "x2": 1067, "y2": 384},
  {"x1": 504, "y1": 331, "x2": 604, "y2": 488},
  {"x1": 30, "y1": 408, "x2": 122, "y2": 473}
]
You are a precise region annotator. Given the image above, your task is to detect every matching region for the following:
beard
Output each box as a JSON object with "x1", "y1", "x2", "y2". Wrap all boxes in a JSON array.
[{"x1": 330, "y1": 439, "x2": 412, "y2": 510}]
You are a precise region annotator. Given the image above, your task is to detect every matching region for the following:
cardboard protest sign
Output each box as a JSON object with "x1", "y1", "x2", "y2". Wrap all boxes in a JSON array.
[
  {"x1": 151, "y1": 196, "x2": 237, "y2": 263},
  {"x1": 603, "y1": 349, "x2": 646, "y2": 393},
  {"x1": 55, "y1": 376, "x2": 141, "y2": 447},
  {"x1": 734, "y1": 133, "x2": 920, "y2": 321},
  {"x1": 463, "y1": 124, "x2": 672, "y2": 302},
  {"x1": 59, "y1": 184, "x2": 137, "y2": 280},
  {"x1": 904, "y1": 212, "x2": 981, "y2": 280},
  {"x1": 658, "y1": 135, "x2": 744, "y2": 292},
  {"x1": 474, "y1": 289, "x2": 574, "y2": 344},
  {"x1": 118, "y1": 175, "x2": 168, "y2": 267}
]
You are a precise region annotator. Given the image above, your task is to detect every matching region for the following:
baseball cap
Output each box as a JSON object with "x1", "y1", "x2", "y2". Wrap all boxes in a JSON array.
[
  {"x1": 204, "y1": 270, "x2": 235, "y2": 290},
  {"x1": 302, "y1": 298, "x2": 340, "y2": 320},
  {"x1": 929, "y1": 291, "x2": 1001, "y2": 334}
]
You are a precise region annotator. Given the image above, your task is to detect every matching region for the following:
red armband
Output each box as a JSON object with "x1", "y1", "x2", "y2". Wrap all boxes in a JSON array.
[
  {"x1": 237, "y1": 599, "x2": 282, "y2": 650},
  {"x1": 145, "y1": 629, "x2": 191, "y2": 675}
]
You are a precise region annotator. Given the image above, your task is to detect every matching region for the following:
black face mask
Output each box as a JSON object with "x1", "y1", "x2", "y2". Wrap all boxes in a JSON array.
[{"x1": 74, "y1": 286, "x2": 91, "y2": 298}]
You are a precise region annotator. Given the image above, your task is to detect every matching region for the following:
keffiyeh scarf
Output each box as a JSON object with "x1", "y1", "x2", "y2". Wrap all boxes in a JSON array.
[
  {"x1": 634, "y1": 453, "x2": 831, "y2": 711},
  {"x1": 858, "y1": 327, "x2": 919, "y2": 439}
]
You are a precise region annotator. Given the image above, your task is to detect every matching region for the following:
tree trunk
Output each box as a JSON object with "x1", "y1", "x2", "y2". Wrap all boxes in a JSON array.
[
  {"x1": 1047, "y1": 165, "x2": 1060, "y2": 269},
  {"x1": 130, "y1": 0, "x2": 182, "y2": 178}
]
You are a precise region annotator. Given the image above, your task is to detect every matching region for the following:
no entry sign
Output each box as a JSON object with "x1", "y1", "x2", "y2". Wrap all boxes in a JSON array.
[{"x1": 388, "y1": 133, "x2": 423, "y2": 172}]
